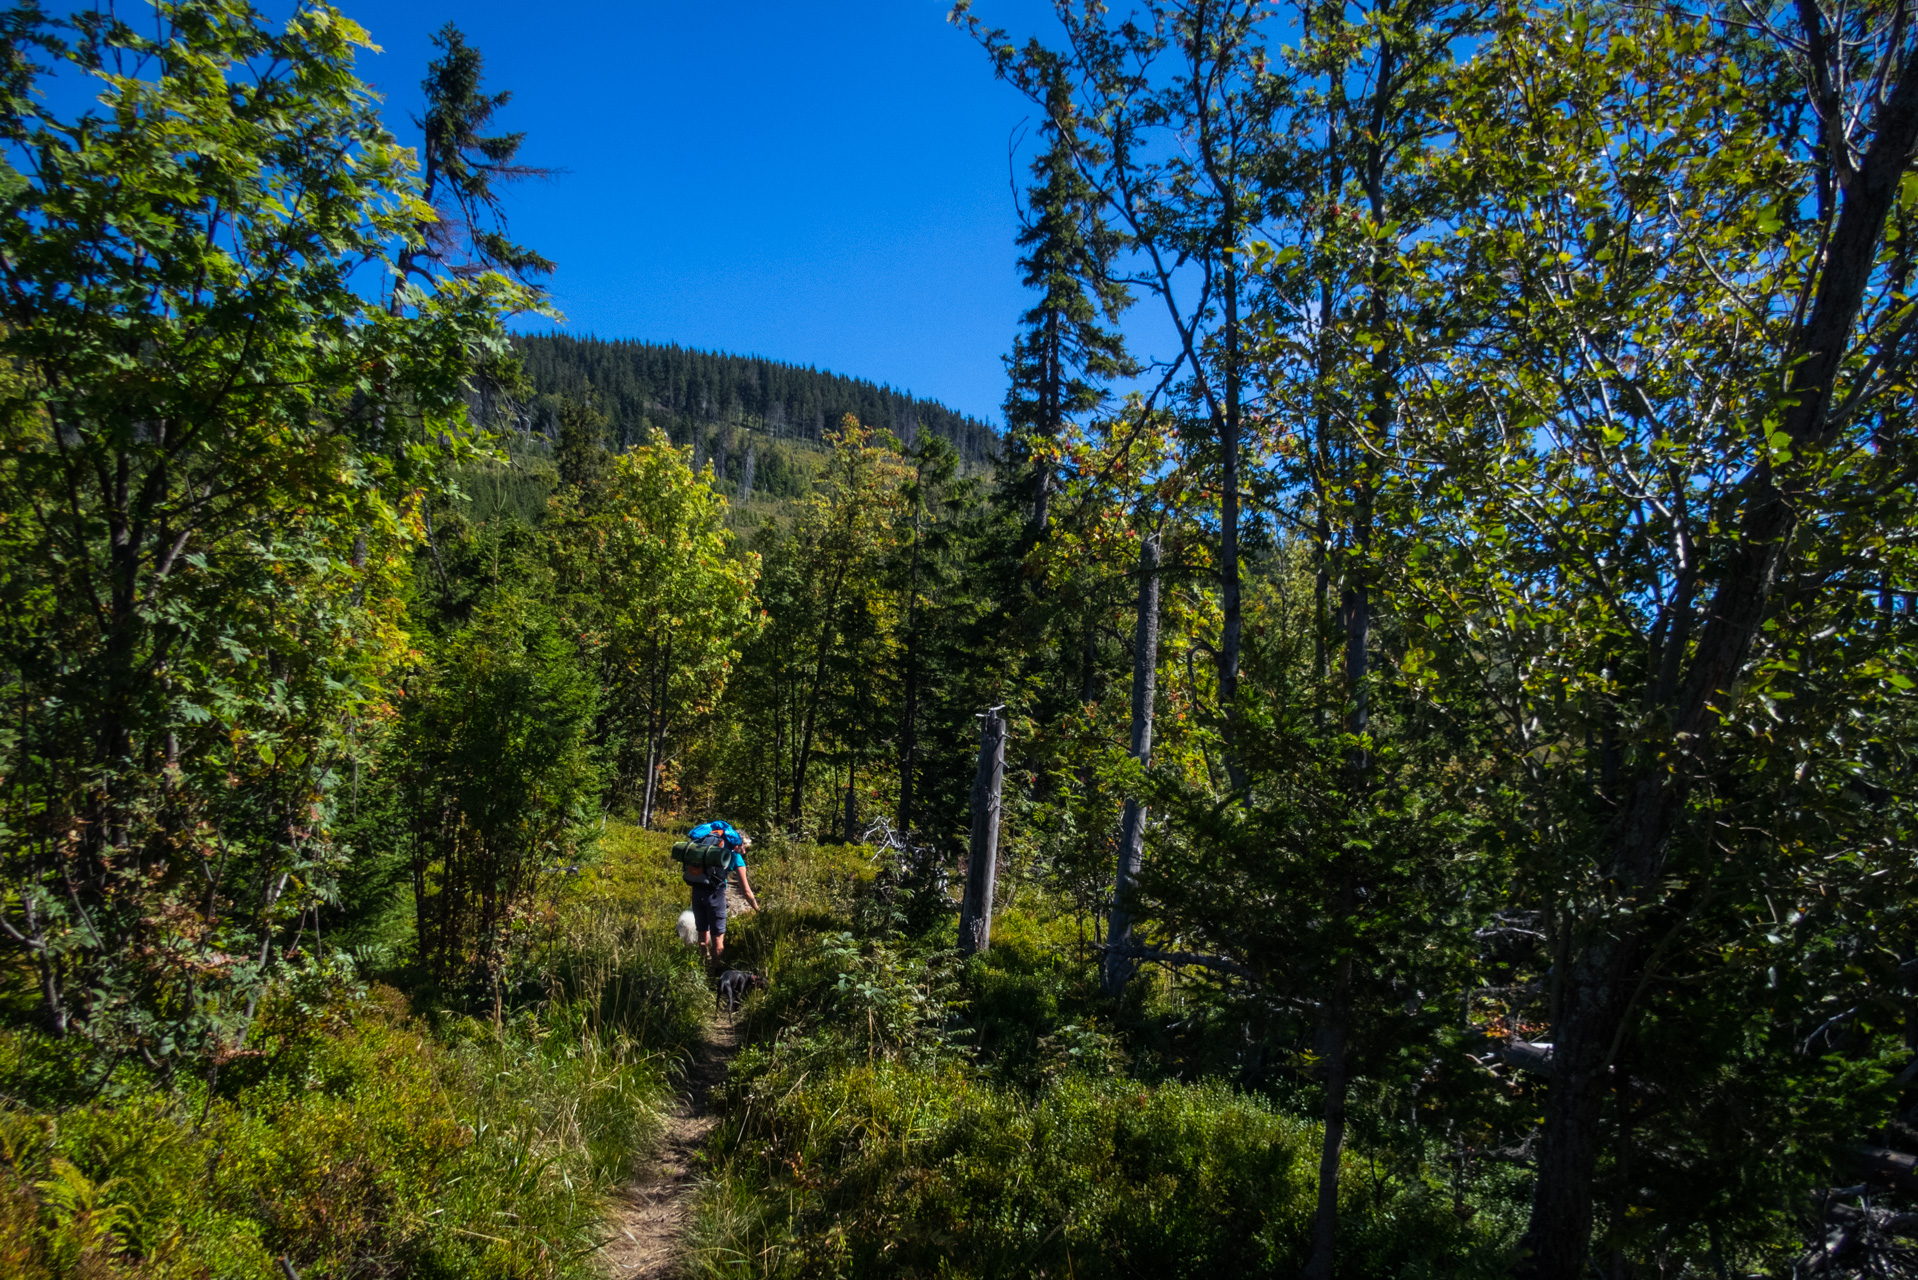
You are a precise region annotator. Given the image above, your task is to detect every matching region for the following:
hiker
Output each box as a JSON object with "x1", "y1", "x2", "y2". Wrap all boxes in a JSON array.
[{"x1": 682, "y1": 820, "x2": 760, "y2": 965}]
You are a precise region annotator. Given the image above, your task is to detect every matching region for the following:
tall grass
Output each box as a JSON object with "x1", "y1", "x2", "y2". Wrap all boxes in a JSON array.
[
  {"x1": 533, "y1": 899, "x2": 711, "y2": 1070},
  {"x1": 0, "y1": 818, "x2": 710, "y2": 1279}
]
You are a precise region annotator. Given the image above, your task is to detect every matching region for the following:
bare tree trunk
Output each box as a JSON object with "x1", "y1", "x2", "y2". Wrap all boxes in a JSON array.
[
  {"x1": 958, "y1": 707, "x2": 1007, "y2": 956},
  {"x1": 640, "y1": 736, "x2": 660, "y2": 828},
  {"x1": 1102, "y1": 532, "x2": 1161, "y2": 998},
  {"x1": 640, "y1": 637, "x2": 672, "y2": 828}
]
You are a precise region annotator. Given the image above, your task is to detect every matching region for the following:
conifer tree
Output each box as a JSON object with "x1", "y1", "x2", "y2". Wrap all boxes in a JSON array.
[
  {"x1": 1002, "y1": 59, "x2": 1132, "y2": 539},
  {"x1": 394, "y1": 23, "x2": 554, "y2": 304},
  {"x1": 556, "y1": 396, "x2": 611, "y2": 494}
]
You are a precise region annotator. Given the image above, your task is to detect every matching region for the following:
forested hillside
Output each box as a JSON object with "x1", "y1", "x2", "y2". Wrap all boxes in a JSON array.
[
  {"x1": 4, "y1": 3, "x2": 1918, "y2": 1280},
  {"x1": 514, "y1": 333, "x2": 999, "y2": 469}
]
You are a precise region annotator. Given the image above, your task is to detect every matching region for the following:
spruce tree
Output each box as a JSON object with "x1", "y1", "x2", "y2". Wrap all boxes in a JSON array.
[
  {"x1": 395, "y1": 24, "x2": 555, "y2": 302},
  {"x1": 1002, "y1": 61, "x2": 1132, "y2": 538},
  {"x1": 556, "y1": 396, "x2": 611, "y2": 494}
]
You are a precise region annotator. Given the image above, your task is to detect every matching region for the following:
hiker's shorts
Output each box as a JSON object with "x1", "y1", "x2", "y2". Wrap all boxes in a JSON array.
[{"x1": 691, "y1": 878, "x2": 729, "y2": 936}]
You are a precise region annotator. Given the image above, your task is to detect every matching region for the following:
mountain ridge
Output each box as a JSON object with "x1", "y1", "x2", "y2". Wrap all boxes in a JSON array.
[{"x1": 513, "y1": 333, "x2": 1000, "y2": 469}]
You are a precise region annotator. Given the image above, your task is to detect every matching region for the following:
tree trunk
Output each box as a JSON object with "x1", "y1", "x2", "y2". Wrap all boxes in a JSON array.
[
  {"x1": 1102, "y1": 532, "x2": 1161, "y2": 998},
  {"x1": 1312, "y1": 193, "x2": 1385, "y2": 1272},
  {"x1": 1303, "y1": 953, "x2": 1354, "y2": 1280},
  {"x1": 1032, "y1": 464, "x2": 1052, "y2": 538},
  {"x1": 421, "y1": 503, "x2": 452, "y2": 603},
  {"x1": 958, "y1": 707, "x2": 1007, "y2": 956},
  {"x1": 897, "y1": 507, "x2": 924, "y2": 834},
  {"x1": 1518, "y1": 929, "x2": 1642, "y2": 1278},
  {"x1": 790, "y1": 562, "x2": 849, "y2": 820},
  {"x1": 640, "y1": 738, "x2": 660, "y2": 828},
  {"x1": 1609, "y1": 1077, "x2": 1633, "y2": 1280},
  {"x1": 769, "y1": 662, "x2": 785, "y2": 821},
  {"x1": 640, "y1": 637, "x2": 672, "y2": 828},
  {"x1": 1032, "y1": 309, "x2": 1059, "y2": 537},
  {"x1": 1218, "y1": 244, "x2": 1244, "y2": 790},
  {"x1": 639, "y1": 677, "x2": 661, "y2": 826},
  {"x1": 843, "y1": 754, "x2": 859, "y2": 844}
]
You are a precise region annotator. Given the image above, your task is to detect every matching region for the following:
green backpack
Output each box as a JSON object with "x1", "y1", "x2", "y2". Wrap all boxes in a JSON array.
[{"x1": 672, "y1": 821, "x2": 738, "y2": 885}]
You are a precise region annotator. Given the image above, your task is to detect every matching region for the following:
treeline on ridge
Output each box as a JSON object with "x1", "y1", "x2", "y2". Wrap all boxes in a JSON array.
[{"x1": 512, "y1": 333, "x2": 999, "y2": 477}]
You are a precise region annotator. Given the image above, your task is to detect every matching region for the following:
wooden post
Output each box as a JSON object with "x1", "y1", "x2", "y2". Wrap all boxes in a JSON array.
[
  {"x1": 1102, "y1": 532, "x2": 1161, "y2": 998},
  {"x1": 958, "y1": 705, "x2": 1007, "y2": 956}
]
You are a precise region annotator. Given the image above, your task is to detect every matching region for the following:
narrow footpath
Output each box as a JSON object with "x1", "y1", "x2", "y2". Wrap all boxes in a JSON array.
[{"x1": 597, "y1": 1004, "x2": 742, "y2": 1277}]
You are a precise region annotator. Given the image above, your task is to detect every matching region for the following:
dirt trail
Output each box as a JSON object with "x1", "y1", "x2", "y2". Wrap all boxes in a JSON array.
[{"x1": 598, "y1": 999, "x2": 742, "y2": 1278}]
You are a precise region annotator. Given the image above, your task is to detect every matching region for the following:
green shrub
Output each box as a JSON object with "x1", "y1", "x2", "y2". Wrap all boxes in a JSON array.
[
  {"x1": 698, "y1": 1057, "x2": 1500, "y2": 1279},
  {"x1": 0, "y1": 963, "x2": 669, "y2": 1279},
  {"x1": 688, "y1": 871, "x2": 1510, "y2": 1280},
  {"x1": 730, "y1": 929, "x2": 969, "y2": 1075},
  {"x1": 682, "y1": 834, "x2": 1540, "y2": 1278}
]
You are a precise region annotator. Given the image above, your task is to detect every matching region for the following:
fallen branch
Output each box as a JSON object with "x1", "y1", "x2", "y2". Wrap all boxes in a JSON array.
[
  {"x1": 1474, "y1": 925, "x2": 1547, "y2": 943},
  {"x1": 1495, "y1": 1040, "x2": 1555, "y2": 1076},
  {"x1": 1829, "y1": 1201, "x2": 1918, "y2": 1236},
  {"x1": 1794, "y1": 1191, "x2": 1918, "y2": 1275},
  {"x1": 1469, "y1": 1133, "x2": 1538, "y2": 1166},
  {"x1": 1851, "y1": 1146, "x2": 1918, "y2": 1190}
]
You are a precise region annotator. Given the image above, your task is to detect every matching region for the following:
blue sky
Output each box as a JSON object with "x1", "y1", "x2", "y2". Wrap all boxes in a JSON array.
[{"x1": 333, "y1": 0, "x2": 1064, "y2": 425}]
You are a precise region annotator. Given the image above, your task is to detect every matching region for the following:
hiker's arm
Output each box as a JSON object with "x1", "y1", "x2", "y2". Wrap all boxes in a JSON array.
[{"x1": 736, "y1": 864, "x2": 760, "y2": 911}]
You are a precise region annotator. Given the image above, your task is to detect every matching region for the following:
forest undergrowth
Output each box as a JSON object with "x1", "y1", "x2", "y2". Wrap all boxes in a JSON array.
[
  {"x1": 0, "y1": 822, "x2": 1517, "y2": 1280},
  {"x1": 0, "y1": 821, "x2": 707, "y2": 1280},
  {"x1": 684, "y1": 837, "x2": 1525, "y2": 1280}
]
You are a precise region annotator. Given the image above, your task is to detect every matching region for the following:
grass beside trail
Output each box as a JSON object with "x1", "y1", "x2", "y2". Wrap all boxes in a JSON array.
[
  {"x1": 682, "y1": 839, "x2": 1527, "y2": 1280},
  {"x1": 0, "y1": 828, "x2": 1527, "y2": 1279},
  {"x1": 0, "y1": 819, "x2": 706, "y2": 1280}
]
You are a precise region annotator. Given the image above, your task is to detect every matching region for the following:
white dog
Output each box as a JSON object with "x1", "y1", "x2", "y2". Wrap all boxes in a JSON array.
[{"x1": 676, "y1": 909, "x2": 699, "y2": 946}]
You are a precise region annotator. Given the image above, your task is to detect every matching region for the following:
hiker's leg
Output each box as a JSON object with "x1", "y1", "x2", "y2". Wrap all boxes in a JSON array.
[
  {"x1": 692, "y1": 888, "x2": 717, "y2": 949},
  {"x1": 708, "y1": 881, "x2": 730, "y2": 961},
  {"x1": 694, "y1": 880, "x2": 727, "y2": 965}
]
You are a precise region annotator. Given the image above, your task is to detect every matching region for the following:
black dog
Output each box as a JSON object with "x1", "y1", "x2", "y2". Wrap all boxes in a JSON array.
[{"x1": 715, "y1": 969, "x2": 765, "y2": 1017}]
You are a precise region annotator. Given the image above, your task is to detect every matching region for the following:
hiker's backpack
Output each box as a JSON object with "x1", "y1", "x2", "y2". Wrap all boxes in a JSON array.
[{"x1": 672, "y1": 820, "x2": 739, "y2": 885}]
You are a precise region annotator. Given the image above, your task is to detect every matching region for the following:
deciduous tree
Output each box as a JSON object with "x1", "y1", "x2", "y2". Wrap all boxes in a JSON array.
[{"x1": 0, "y1": 1, "x2": 530, "y2": 1059}]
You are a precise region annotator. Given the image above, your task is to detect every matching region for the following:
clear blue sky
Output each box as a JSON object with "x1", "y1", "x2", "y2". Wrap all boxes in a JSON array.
[{"x1": 333, "y1": 0, "x2": 1062, "y2": 425}]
